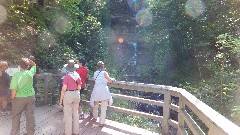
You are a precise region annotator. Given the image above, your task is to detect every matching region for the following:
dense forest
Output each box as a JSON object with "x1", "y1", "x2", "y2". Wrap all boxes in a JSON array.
[{"x1": 0, "y1": 0, "x2": 240, "y2": 126}]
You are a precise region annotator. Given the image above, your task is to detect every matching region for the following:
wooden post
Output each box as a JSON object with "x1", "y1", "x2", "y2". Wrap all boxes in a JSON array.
[
  {"x1": 88, "y1": 80, "x2": 94, "y2": 114},
  {"x1": 51, "y1": 75, "x2": 57, "y2": 105},
  {"x1": 44, "y1": 74, "x2": 49, "y2": 105},
  {"x1": 177, "y1": 96, "x2": 185, "y2": 135},
  {"x1": 162, "y1": 91, "x2": 171, "y2": 135},
  {"x1": 88, "y1": 80, "x2": 94, "y2": 91}
]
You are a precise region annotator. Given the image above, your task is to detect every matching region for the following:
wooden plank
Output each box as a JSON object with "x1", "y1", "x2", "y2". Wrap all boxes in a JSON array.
[
  {"x1": 109, "y1": 105, "x2": 162, "y2": 121},
  {"x1": 169, "y1": 104, "x2": 179, "y2": 112},
  {"x1": 168, "y1": 119, "x2": 178, "y2": 129},
  {"x1": 81, "y1": 100, "x2": 162, "y2": 121},
  {"x1": 79, "y1": 116, "x2": 98, "y2": 135},
  {"x1": 35, "y1": 111, "x2": 63, "y2": 135},
  {"x1": 180, "y1": 90, "x2": 240, "y2": 134},
  {"x1": 0, "y1": 106, "x2": 62, "y2": 135},
  {"x1": 169, "y1": 87, "x2": 181, "y2": 97},
  {"x1": 109, "y1": 82, "x2": 169, "y2": 94},
  {"x1": 84, "y1": 90, "x2": 165, "y2": 109},
  {"x1": 178, "y1": 126, "x2": 188, "y2": 135},
  {"x1": 181, "y1": 109, "x2": 205, "y2": 135},
  {"x1": 112, "y1": 93, "x2": 164, "y2": 106},
  {"x1": 1, "y1": 105, "x2": 160, "y2": 135},
  {"x1": 100, "y1": 119, "x2": 159, "y2": 135},
  {"x1": 87, "y1": 79, "x2": 170, "y2": 94}
]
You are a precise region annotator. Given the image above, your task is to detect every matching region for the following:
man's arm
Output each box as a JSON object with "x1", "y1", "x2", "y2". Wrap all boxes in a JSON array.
[
  {"x1": 10, "y1": 74, "x2": 17, "y2": 99},
  {"x1": 28, "y1": 58, "x2": 36, "y2": 66},
  {"x1": 59, "y1": 84, "x2": 67, "y2": 105},
  {"x1": 11, "y1": 90, "x2": 16, "y2": 99}
]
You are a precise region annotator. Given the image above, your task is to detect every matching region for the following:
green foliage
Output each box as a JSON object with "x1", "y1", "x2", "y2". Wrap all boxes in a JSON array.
[
  {"x1": 52, "y1": 0, "x2": 112, "y2": 72},
  {"x1": 1, "y1": 1, "x2": 113, "y2": 73},
  {"x1": 134, "y1": 0, "x2": 240, "y2": 126},
  {"x1": 180, "y1": 33, "x2": 240, "y2": 123}
]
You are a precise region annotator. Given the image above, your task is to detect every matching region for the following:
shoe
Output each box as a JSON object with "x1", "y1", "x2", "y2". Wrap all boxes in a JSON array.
[
  {"x1": 99, "y1": 124, "x2": 105, "y2": 127},
  {"x1": 79, "y1": 113, "x2": 84, "y2": 119},
  {"x1": 90, "y1": 112, "x2": 93, "y2": 117},
  {"x1": 1, "y1": 112, "x2": 7, "y2": 116},
  {"x1": 92, "y1": 118, "x2": 97, "y2": 122}
]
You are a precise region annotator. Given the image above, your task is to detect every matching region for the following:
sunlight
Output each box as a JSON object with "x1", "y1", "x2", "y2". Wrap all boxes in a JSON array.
[
  {"x1": 0, "y1": 5, "x2": 7, "y2": 24},
  {"x1": 185, "y1": 0, "x2": 206, "y2": 18}
]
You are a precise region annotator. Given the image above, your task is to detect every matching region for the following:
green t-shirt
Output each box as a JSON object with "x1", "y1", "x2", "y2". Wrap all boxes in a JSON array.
[{"x1": 10, "y1": 66, "x2": 36, "y2": 97}]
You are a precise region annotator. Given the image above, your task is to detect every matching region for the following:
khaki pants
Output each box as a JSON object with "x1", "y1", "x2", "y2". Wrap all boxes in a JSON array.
[
  {"x1": 93, "y1": 100, "x2": 108, "y2": 124},
  {"x1": 10, "y1": 96, "x2": 35, "y2": 135},
  {"x1": 63, "y1": 91, "x2": 80, "y2": 135},
  {"x1": 0, "y1": 96, "x2": 7, "y2": 112}
]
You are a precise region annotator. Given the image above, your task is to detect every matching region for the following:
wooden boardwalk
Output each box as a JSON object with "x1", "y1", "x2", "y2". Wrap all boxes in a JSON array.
[{"x1": 0, "y1": 106, "x2": 158, "y2": 135}]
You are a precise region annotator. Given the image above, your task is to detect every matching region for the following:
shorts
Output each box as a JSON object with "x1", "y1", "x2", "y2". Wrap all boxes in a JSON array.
[{"x1": 0, "y1": 88, "x2": 9, "y2": 97}]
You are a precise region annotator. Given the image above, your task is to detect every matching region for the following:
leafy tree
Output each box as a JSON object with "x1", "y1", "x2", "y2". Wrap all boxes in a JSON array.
[{"x1": 0, "y1": 0, "x2": 113, "y2": 74}]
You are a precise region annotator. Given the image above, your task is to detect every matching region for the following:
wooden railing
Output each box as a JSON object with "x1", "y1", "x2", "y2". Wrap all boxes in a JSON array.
[{"x1": 37, "y1": 74, "x2": 240, "y2": 135}]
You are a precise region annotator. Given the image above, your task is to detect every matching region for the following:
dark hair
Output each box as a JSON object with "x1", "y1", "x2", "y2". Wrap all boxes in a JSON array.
[
  {"x1": 78, "y1": 58, "x2": 86, "y2": 66},
  {"x1": 29, "y1": 55, "x2": 35, "y2": 61},
  {"x1": 19, "y1": 59, "x2": 29, "y2": 69}
]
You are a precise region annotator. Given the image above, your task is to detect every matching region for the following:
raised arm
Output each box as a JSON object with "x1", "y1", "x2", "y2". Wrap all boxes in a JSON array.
[
  {"x1": 22, "y1": 58, "x2": 36, "y2": 67},
  {"x1": 104, "y1": 71, "x2": 115, "y2": 83},
  {"x1": 28, "y1": 58, "x2": 36, "y2": 66}
]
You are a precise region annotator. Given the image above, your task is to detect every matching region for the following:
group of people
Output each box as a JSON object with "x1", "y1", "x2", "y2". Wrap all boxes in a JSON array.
[
  {"x1": 0, "y1": 57, "x2": 115, "y2": 135},
  {"x1": 59, "y1": 59, "x2": 115, "y2": 135}
]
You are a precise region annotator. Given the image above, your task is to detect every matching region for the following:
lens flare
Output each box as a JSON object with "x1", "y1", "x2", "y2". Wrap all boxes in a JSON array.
[
  {"x1": 0, "y1": 5, "x2": 7, "y2": 24},
  {"x1": 118, "y1": 38, "x2": 124, "y2": 43},
  {"x1": 127, "y1": 0, "x2": 149, "y2": 11},
  {"x1": 136, "y1": 9, "x2": 153, "y2": 27},
  {"x1": 53, "y1": 14, "x2": 72, "y2": 34},
  {"x1": 185, "y1": 0, "x2": 206, "y2": 18}
]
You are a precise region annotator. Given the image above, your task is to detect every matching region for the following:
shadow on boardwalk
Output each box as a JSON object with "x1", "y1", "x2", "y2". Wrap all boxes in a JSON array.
[{"x1": 0, "y1": 106, "x2": 158, "y2": 135}]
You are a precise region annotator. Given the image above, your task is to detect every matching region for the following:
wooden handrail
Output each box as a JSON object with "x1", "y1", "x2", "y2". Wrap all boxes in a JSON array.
[{"x1": 37, "y1": 74, "x2": 240, "y2": 135}]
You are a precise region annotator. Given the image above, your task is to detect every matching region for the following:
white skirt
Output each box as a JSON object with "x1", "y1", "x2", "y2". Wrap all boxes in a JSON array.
[{"x1": 90, "y1": 83, "x2": 113, "y2": 107}]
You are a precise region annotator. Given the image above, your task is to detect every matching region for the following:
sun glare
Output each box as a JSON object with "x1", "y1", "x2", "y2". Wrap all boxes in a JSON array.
[
  {"x1": 185, "y1": 0, "x2": 206, "y2": 18},
  {"x1": 136, "y1": 9, "x2": 153, "y2": 27}
]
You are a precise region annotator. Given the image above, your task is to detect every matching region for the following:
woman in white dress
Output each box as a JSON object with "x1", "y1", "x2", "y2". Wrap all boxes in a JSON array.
[{"x1": 90, "y1": 61, "x2": 115, "y2": 127}]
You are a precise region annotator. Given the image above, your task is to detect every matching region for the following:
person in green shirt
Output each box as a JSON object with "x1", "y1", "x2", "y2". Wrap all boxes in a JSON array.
[{"x1": 10, "y1": 58, "x2": 36, "y2": 135}]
